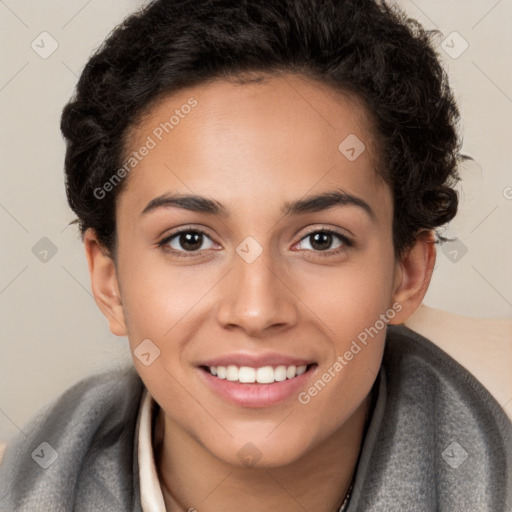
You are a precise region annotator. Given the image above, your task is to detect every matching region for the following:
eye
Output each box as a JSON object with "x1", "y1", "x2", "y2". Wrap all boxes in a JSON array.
[
  {"x1": 158, "y1": 228, "x2": 218, "y2": 257},
  {"x1": 293, "y1": 228, "x2": 353, "y2": 256}
]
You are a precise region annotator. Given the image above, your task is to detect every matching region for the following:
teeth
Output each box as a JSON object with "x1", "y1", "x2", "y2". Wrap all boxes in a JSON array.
[
  {"x1": 238, "y1": 366, "x2": 256, "y2": 383},
  {"x1": 208, "y1": 364, "x2": 308, "y2": 383},
  {"x1": 286, "y1": 365, "x2": 296, "y2": 379},
  {"x1": 226, "y1": 365, "x2": 238, "y2": 381},
  {"x1": 274, "y1": 366, "x2": 287, "y2": 382},
  {"x1": 296, "y1": 365, "x2": 307, "y2": 375},
  {"x1": 256, "y1": 366, "x2": 274, "y2": 384}
]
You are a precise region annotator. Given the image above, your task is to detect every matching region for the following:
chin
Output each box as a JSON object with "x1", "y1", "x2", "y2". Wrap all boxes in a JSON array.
[{"x1": 209, "y1": 430, "x2": 317, "y2": 469}]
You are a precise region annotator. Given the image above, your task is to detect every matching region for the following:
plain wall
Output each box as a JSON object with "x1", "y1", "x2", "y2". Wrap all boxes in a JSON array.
[{"x1": 1, "y1": 0, "x2": 511, "y2": 441}]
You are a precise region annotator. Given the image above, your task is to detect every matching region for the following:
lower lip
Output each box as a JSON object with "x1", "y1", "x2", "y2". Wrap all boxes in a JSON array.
[{"x1": 197, "y1": 365, "x2": 317, "y2": 408}]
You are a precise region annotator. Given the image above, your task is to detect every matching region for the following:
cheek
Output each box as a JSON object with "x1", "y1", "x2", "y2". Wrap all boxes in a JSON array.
[
  {"x1": 324, "y1": 270, "x2": 394, "y2": 345},
  {"x1": 118, "y1": 248, "x2": 208, "y2": 339},
  {"x1": 117, "y1": 256, "x2": 209, "y2": 420},
  {"x1": 294, "y1": 291, "x2": 390, "y2": 453},
  {"x1": 292, "y1": 245, "x2": 394, "y2": 410},
  {"x1": 298, "y1": 245, "x2": 396, "y2": 344}
]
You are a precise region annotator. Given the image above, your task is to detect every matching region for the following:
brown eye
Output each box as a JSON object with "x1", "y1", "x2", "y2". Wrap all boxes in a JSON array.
[
  {"x1": 293, "y1": 229, "x2": 354, "y2": 258},
  {"x1": 308, "y1": 232, "x2": 335, "y2": 251},
  {"x1": 176, "y1": 231, "x2": 204, "y2": 251},
  {"x1": 158, "y1": 228, "x2": 217, "y2": 255}
]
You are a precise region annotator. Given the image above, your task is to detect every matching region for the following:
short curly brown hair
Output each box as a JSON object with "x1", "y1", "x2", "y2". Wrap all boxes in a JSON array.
[{"x1": 61, "y1": 0, "x2": 463, "y2": 257}]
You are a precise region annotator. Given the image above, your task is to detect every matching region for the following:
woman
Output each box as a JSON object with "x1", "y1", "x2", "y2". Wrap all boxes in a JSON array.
[{"x1": 0, "y1": 0, "x2": 511, "y2": 510}]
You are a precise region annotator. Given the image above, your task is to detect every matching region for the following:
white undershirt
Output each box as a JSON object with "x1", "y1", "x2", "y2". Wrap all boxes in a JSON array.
[{"x1": 137, "y1": 387, "x2": 167, "y2": 512}]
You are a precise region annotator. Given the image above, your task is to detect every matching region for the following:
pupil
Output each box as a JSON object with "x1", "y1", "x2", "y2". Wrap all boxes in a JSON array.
[
  {"x1": 311, "y1": 232, "x2": 331, "y2": 251},
  {"x1": 181, "y1": 232, "x2": 202, "y2": 251}
]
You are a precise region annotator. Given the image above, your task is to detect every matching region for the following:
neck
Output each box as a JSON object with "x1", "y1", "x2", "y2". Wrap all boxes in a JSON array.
[{"x1": 155, "y1": 393, "x2": 372, "y2": 512}]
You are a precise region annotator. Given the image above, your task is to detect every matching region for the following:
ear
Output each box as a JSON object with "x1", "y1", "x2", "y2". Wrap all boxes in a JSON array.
[
  {"x1": 389, "y1": 230, "x2": 436, "y2": 324},
  {"x1": 83, "y1": 228, "x2": 128, "y2": 337}
]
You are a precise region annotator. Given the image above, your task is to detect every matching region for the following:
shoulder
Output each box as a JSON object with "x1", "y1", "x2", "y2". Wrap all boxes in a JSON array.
[
  {"x1": 0, "y1": 364, "x2": 145, "y2": 507},
  {"x1": 31, "y1": 363, "x2": 143, "y2": 433},
  {"x1": 1, "y1": 363, "x2": 143, "y2": 445},
  {"x1": 385, "y1": 320, "x2": 511, "y2": 431},
  {"x1": 404, "y1": 305, "x2": 512, "y2": 421},
  {"x1": 0, "y1": 364, "x2": 141, "y2": 460},
  {"x1": 361, "y1": 321, "x2": 512, "y2": 510},
  {"x1": 383, "y1": 320, "x2": 512, "y2": 473},
  {"x1": 14, "y1": 364, "x2": 145, "y2": 439}
]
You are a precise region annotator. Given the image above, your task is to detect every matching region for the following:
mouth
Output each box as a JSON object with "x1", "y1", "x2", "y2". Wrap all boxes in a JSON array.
[
  {"x1": 197, "y1": 363, "x2": 319, "y2": 408},
  {"x1": 199, "y1": 363, "x2": 317, "y2": 384}
]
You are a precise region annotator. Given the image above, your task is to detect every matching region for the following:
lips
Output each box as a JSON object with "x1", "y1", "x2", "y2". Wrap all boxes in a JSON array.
[{"x1": 196, "y1": 352, "x2": 318, "y2": 407}]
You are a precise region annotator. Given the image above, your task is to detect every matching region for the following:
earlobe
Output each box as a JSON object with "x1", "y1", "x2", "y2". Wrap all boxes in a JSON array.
[
  {"x1": 83, "y1": 228, "x2": 128, "y2": 337},
  {"x1": 389, "y1": 230, "x2": 436, "y2": 325}
]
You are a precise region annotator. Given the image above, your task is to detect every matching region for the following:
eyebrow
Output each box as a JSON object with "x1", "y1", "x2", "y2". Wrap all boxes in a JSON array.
[
  {"x1": 282, "y1": 190, "x2": 375, "y2": 220},
  {"x1": 141, "y1": 189, "x2": 375, "y2": 220}
]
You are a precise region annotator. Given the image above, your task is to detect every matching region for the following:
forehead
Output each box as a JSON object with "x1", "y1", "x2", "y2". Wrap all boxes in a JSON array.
[{"x1": 118, "y1": 73, "x2": 390, "y2": 222}]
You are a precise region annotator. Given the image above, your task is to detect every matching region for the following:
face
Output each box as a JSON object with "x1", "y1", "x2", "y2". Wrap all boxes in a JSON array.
[{"x1": 91, "y1": 73, "x2": 417, "y2": 468}]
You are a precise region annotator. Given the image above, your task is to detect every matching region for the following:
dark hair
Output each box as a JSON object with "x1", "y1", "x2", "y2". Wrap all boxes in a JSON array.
[{"x1": 61, "y1": 0, "x2": 462, "y2": 257}]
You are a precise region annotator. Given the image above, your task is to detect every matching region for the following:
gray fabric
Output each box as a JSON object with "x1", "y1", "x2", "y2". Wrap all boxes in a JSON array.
[
  {"x1": 346, "y1": 326, "x2": 512, "y2": 512},
  {"x1": 0, "y1": 365, "x2": 144, "y2": 511},
  {"x1": 0, "y1": 325, "x2": 511, "y2": 511}
]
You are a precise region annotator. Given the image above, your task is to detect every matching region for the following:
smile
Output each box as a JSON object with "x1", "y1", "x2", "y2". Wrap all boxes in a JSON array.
[
  {"x1": 203, "y1": 364, "x2": 310, "y2": 384},
  {"x1": 198, "y1": 363, "x2": 318, "y2": 408}
]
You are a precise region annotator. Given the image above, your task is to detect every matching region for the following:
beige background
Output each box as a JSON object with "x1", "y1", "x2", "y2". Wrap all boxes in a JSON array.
[{"x1": 0, "y1": 0, "x2": 511, "y2": 442}]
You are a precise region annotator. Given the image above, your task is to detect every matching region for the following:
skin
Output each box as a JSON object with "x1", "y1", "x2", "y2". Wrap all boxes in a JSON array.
[{"x1": 84, "y1": 73, "x2": 436, "y2": 512}]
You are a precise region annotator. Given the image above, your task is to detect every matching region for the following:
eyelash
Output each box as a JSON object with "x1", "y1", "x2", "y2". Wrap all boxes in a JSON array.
[{"x1": 157, "y1": 227, "x2": 354, "y2": 259}]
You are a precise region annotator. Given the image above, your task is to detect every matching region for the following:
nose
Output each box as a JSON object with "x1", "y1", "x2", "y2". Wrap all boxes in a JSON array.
[{"x1": 215, "y1": 243, "x2": 299, "y2": 337}]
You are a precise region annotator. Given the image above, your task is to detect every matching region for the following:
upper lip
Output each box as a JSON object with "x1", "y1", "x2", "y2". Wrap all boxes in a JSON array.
[{"x1": 198, "y1": 353, "x2": 315, "y2": 368}]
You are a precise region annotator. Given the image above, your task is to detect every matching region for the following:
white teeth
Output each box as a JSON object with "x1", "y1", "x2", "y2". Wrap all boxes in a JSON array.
[
  {"x1": 274, "y1": 365, "x2": 287, "y2": 382},
  {"x1": 226, "y1": 365, "x2": 238, "y2": 381},
  {"x1": 256, "y1": 366, "x2": 274, "y2": 384},
  {"x1": 207, "y1": 364, "x2": 310, "y2": 383},
  {"x1": 296, "y1": 365, "x2": 307, "y2": 375},
  {"x1": 286, "y1": 365, "x2": 296, "y2": 379},
  {"x1": 238, "y1": 366, "x2": 256, "y2": 383}
]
